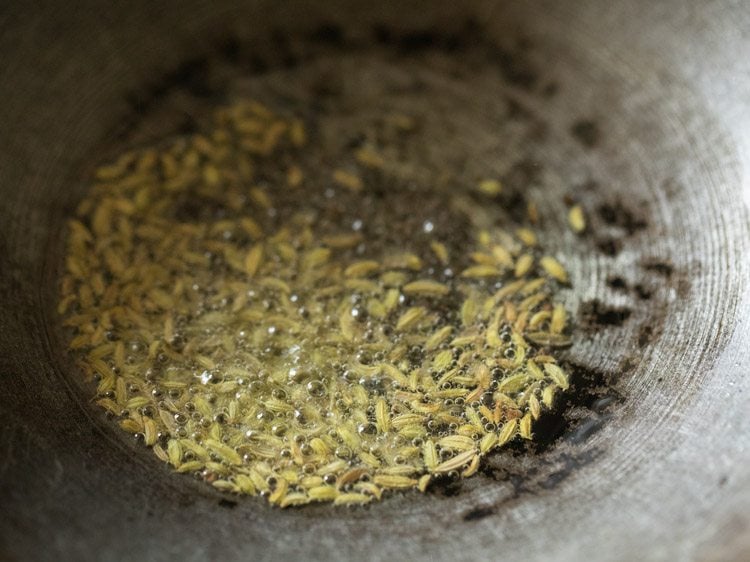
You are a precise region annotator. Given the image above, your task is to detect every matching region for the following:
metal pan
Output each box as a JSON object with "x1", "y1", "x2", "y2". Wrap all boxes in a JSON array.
[{"x1": 1, "y1": 1, "x2": 748, "y2": 560}]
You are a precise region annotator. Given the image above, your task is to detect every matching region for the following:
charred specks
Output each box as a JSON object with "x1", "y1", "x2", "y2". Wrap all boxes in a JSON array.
[
  {"x1": 270, "y1": 29, "x2": 301, "y2": 69},
  {"x1": 527, "y1": 407, "x2": 568, "y2": 450},
  {"x1": 428, "y1": 476, "x2": 464, "y2": 498},
  {"x1": 638, "y1": 325, "x2": 654, "y2": 348},
  {"x1": 503, "y1": 159, "x2": 543, "y2": 191},
  {"x1": 310, "y1": 70, "x2": 344, "y2": 98},
  {"x1": 596, "y1": 237, "x2": 622, "y2": 257},
  {"x1": 488, "y1": 46, "x2": 538, "y2": 90},
  {"x1": 542, "y1": 81, "x2": 559, "y2": 97},
  {"x1": 634, "y1": 283, "x2": 652, "y2": 300},
  {"x1": 607, "y1": 276, "x2": 628, "y2": 291},
  {"x1": 218, "y1": 498, "x2": 238, "y2": 509},
  {"x1": 125, "y1": 57, "x2": 214, "y2": 115},
  {"x1": 570, "y1": 119, "x2": 600, "y2": 148},
  {"x1": 642, "y1": 260, "x2": 674, "y2": 277},
  {"x1": 506, "y1": 96, "x2": 534, "y2": 120},
  {"x1": 506, "y1": 362, "x2": 611, "y2": 453},
  {"x1": 597, "y1": 202, "x2": 648, "y2": 235},
  {"x1": 219, "y1": 36, "x2": 241, "y2": 63},
  {"x1": 580, "y1": 299, "x2": 632, "y2": 328},
  {"x1": 606, "y1": 276, "x2": 653, "y2": 301},
  {"x1": 372, "y1": 18, "x2": 480, "y2": 54},
  {"x1": 308, "y1": 23, "x2": 346, "y2": 46},
  {"x1": 462, "y1": 505, "x2": 496, "y2": 521}
]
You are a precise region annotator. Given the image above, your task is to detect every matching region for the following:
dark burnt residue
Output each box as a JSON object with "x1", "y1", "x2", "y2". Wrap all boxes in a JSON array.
[
  {"x1": 542, "y1": 81, "x2": 559, "y2": 97},
  {"x1": 372, "y1": 18, "x2": 479, "y2": 54},
  {"x1": 125, "y1": 57, "x2": 213, "y2": 114},
  {"x1": 580, "y1": 299, "x2": 633, "y2": 328},
  {"x1": 607, "y1": 276, "x2": 628, "y2": 291},
  {"x1": 506, "y1": 96, "x2": 534, "y2": 120},
  {"x1": 570, "y1": 119, "x2": 600, "y2": 148},
  {"x1": 597, "y1": 201, "x2": 648, "y2": 235},
  {"x1": 462, "y1": 505, "x2": 496, "y2": 521},
  {"x1": 596, "y1": 237, "x2": 622, "y2": 257},
  {"x1": 488, "y1": 46, "x2": 538, "y2": 90},
  {"x1": 642, "y1": 260, "x2": 674, "y2": 277},
  {"x1": 308, "y1": 23, "x2": 346, "y2": 46},
  {"x1": 634, "y1": 283, "x2": 653, "y2": 301},
  {"x1": 638, "y1": 325, "x2": 654, "y2": 348}
]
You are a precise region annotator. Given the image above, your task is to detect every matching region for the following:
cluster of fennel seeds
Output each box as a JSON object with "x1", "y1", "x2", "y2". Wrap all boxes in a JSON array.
[{"x1": 60, "y1": 98, "x2": 573, "y2": 507}]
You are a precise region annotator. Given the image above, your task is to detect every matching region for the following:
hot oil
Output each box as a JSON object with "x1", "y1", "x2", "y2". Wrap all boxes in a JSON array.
[{"x1": 58, "y1": 46, "x2": 580, "y2": 507}]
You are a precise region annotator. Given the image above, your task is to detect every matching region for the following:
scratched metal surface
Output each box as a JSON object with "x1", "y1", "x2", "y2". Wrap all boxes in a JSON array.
[{"x1": 0, "y1": 1, "x2": 748, "y2": 560}]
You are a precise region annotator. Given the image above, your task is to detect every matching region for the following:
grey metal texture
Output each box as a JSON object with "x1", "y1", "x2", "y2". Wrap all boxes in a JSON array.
[{"x1": 0, "y1": 1, "x2": 748, "y2": 560}]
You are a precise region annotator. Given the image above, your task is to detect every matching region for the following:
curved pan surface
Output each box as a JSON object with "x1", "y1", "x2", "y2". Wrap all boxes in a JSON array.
[{"x1": 1, "y1": 1, "x2": 748, "y2": 560}]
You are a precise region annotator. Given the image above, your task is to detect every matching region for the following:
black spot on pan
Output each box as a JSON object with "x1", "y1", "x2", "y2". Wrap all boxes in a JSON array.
[
  {"x1": 371, "y1": 18, "x2": 479, "y2": 54},
  {"x1": 597, "y1": 202, "x2": 649, "y2": 235},
  {"x1": 607, "y1": 276, "x2": 628, "y2": 291},
  {"x1": 634, "y1": 283, "x2": 653, "y2": 300},
  {"x1": 596, "y1": 237, "x2": 622, "y2": 257},
  {"x1": 580, "y1": 299, "x2": 633, "y2": 328},
  {"x1": 638, "y1": 325, "x2": 652, "y2": 347},
  {"x1": 462, "y1": 505, "x2": 496, "y2": 521},
  {"x1": 642, "y1": 260, "x2": 674, "y2": 277},
  {"x1": 570, "y1": 119, "x2": 600, "y2": 148},
  {"x1": 308, "y1": 23, "x2": 346, "y2": 46}
]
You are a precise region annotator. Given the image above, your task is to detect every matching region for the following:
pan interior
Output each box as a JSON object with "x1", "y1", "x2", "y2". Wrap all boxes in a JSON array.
[{"x1": 1, "y1": 1, "x2": 748, "y2": 560}]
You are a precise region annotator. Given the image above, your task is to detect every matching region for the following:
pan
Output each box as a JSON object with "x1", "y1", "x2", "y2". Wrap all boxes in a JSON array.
[{"x1": 1, "y1": 1, "x2": 749, "y2": 560}]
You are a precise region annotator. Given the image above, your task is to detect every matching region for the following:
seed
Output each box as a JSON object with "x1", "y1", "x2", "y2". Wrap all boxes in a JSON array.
[
  {"x1": 332, "y1": 169, "x2": 363, "y2": 192},
  {"x1": 519, "y1": 413, "x2": 533, "y2": 440},
  {"x1": 280, "y1": 493, "x2": 310, "y2": 508},
  {"x1": 550, "y1": 304, "x2": 567, "y2": 334},
  {"x1": 437, "y1": 435, "x2": 475, "y2": 451},
  {"x1": 479, "y1": 432, "x2": 498, "y2": 453},
  {"x1": 344, "y1": 260, "x2": 380, "y2": 278},
  {"x1": 540, "y1": 256, "x2": 569, "y2": 284},
  {"x1": 308, "y1": 486, "x2": 338, "y2": 501},
  {"x1": 204, "y1": 439, "x2": 242, "y2": 465},
  {"x1": 396, "y1": 307, "x2": 427, "y2": 331},
  {"x1": 516, "y1": 228, "x2": 537, "y2": 246},
  {"x1": 461, "y1": 265, "x2": 500, "y2": 278},
  {"x1": 525, "y1": 332, "x2": 573, "y2": 348},
  {"x1": 462, "y1": 453, "x2": 480, "y2": 477},
  {"x1": 416, "y1": 474, "x2": 430, "y2": 492},
  {"x1": 375, "y1": 398, "x2": 390, "y2": 433},
  {"x1": 244, "y1": 244, "x2": 264, "y2": 277},
  {"x1": 497, "y1": 419, "x2": 518, "y2": 446},
  {"x1": 514, "y1": 254, "x2": 534, "y2": 278},
  {"x1": 542, "y1": 385, "x2": 557, "y2": 408},
  {"x1": 477, "y1": 179, "x2": 502, "y2": 196},
  {"x1": 355, "y1": 147, "x2": 384, "y2": 168},
  {"x1": 529, "y1": 394, "x2": 541, "y2": 420},
  {"x1": 568, "y1": 205, "x2": 586, "y2": 233},
  {"x1": 373, "y1": 475, "x2": 417, "y2": 489},
  {"x1": 402, "y1": 279, "x2": 450, "y2": 297},
  {"x1": 430, "y1": 241, "x2": 449, "y2": 265},
  {"x1": 543, "y1": 363, "x2": 570, "y2": 390},
  {"x1": 432, "y1": 450, "x2": 477, "y2": 474},
  {"x1": 333, "y1": 493, "x2": 372, "y2": 506}
]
